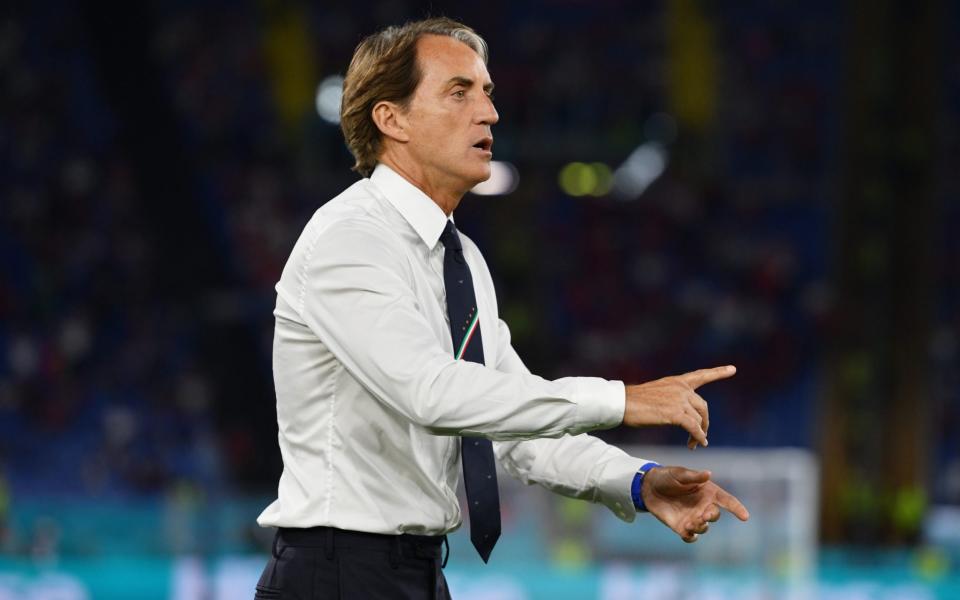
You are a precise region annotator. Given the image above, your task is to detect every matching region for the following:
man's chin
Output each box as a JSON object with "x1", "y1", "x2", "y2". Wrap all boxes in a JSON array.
[
  {"x1": 472, "y1": 163, "x2": 493, "y2": 184},
  {"x1": 454, "y1": 168, "x2": 491, "y2": 192}
]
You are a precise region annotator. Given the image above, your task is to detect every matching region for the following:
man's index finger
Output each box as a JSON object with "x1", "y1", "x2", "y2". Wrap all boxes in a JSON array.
[{"x1": 681, "y1": 365, "x2": 737, "y2": 389}]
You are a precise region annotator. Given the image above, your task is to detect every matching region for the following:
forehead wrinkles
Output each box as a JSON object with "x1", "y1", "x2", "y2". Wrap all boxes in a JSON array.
[{"x1": 415, "y1": 36, "x2": 490, "y2": 92}]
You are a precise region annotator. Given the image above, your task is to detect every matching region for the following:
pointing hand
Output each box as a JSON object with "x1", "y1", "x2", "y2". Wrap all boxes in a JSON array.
[{"x1": 623, "y1": 366, "x2": 736, "y2": 449}]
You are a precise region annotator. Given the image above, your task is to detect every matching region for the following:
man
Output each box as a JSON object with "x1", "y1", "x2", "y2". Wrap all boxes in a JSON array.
[{"x1": 255, "y1": 17, "x2": 749, "y2": 600}]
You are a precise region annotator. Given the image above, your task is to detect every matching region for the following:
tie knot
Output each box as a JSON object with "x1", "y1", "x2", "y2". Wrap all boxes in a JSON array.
[{"x1": 439, "y1": 220, "x2": 463, "y2": 253}]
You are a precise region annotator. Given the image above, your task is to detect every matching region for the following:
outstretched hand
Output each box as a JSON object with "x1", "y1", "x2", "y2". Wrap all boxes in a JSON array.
[
  {"x1": 641, "y1": 465, "x2": 749, "y2": 543},
  {"x1": 623, "y1": 366, "x2": 736, "y2": 449}
]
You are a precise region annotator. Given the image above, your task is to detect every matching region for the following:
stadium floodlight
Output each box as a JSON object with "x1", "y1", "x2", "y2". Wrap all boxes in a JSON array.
[
  {"x1": 315, "y1": 75, "x2": 344, "y2": 124},
  {"x1": 471, "y1": 161, "x2": 519, "y2": 196},
  {"x1": 558, "y1": 162, "x2": 613, "y2": 197},
  {"x1": 612, "y1": 142, "x2": 668, "y2": 201}
]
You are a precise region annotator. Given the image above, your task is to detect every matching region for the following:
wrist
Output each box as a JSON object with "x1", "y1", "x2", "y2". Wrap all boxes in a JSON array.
[{"x1": 631, "y1": 461, "x2": 661, "y2": 512}]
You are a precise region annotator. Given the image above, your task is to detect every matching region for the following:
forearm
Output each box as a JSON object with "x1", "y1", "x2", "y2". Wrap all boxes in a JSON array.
[
  {"x1": 490, "y1": 321, "x2": 650, "y2": 520},
  {"x1": 494, "y1": 434, "x2": 651, "y2": 521}
]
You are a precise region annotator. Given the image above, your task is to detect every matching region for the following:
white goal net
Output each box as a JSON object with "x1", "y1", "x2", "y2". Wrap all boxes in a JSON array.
[{"x1": 545, "y1": 446, "x2": 819, "y2": 579}]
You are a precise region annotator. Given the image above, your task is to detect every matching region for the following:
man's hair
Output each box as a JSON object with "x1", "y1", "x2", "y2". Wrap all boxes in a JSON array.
[{"x1": 340, "y1": 17, "x2": 489, "y2": 178}]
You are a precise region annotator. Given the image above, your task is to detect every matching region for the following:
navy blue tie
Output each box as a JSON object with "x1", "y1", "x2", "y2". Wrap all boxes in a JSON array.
[{"x1": 439, "y1": 220, "x2": 501, "y2": 563}]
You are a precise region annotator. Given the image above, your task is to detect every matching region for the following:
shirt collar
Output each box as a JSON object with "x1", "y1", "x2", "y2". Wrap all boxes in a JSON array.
[{"x1": 370, "y1": 163, "x2": 450, "y2": 250}]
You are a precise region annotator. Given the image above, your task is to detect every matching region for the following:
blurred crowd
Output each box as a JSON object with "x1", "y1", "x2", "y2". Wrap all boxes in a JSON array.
[
  {"x1": 0, "y1": 5, "x2": 223, "y2": 499},
  {"x1": 0, "y1": 0, "x2": 957, "y2": 556}
]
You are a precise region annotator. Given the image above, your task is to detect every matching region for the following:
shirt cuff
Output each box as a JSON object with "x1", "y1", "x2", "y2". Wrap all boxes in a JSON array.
[
  {"x1": 595, "y1": 453, "x2": 653, "y2": 523},
  {"x1": 572, "y1": 378, "x2": 625, "y2": 433}
]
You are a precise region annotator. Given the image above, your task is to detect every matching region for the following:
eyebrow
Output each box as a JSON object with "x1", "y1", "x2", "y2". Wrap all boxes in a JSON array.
[{"x1": 446, "y1": 76, "x2": 495, "y2": 94}]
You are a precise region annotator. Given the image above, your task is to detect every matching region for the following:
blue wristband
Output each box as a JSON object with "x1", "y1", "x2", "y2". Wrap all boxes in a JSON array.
[{"x1": 631, "y1": 462, "x2": 661, "y2": 512}]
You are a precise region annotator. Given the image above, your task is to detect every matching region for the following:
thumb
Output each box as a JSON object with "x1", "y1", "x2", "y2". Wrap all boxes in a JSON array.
[{"x1": 671, "y1": 467, "x2": 711, "y2": 486}]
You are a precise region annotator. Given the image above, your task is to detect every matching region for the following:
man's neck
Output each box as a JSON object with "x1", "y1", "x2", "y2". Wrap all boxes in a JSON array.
[{"x1": 377, "y1": 155, "x2": 465, "y2": 216}]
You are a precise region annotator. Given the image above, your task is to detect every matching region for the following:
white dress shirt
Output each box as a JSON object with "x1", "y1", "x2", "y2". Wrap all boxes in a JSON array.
[{"x1": 257, "y1": 163, "x2": 652, "y2": 535}]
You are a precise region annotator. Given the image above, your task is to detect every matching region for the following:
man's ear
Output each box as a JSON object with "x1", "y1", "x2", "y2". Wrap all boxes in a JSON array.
[{"x1": 371, "y1": 100, "x2": 410, "y2": 143}]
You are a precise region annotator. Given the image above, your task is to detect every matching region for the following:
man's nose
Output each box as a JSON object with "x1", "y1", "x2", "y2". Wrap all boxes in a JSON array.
[{"x1": 477, "y1": 94, "x2": 499, "y2": 126}]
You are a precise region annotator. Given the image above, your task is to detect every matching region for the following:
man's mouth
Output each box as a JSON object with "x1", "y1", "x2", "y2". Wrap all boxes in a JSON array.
[{"x1": 472, "y1": 137, "x2": 493, "y2": 152}]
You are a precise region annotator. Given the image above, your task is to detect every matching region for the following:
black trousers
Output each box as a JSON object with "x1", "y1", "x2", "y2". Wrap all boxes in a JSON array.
[{"x1": 254, "y1": 527, "x2": 452, "y2": 600}]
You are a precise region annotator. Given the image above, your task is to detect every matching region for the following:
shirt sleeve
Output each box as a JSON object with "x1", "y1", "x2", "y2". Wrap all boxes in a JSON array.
[
  {"x1": 281, "y1": 219, "x2": 624, "y2": 441},
  {"x1": 490, "y1": 318, "x2": 655, "y2": 523}
]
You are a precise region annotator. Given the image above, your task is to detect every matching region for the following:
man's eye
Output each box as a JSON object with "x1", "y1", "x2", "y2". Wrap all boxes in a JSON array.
[{"x1": 453, "y1": 90, "x2": 466, "y2": 98}]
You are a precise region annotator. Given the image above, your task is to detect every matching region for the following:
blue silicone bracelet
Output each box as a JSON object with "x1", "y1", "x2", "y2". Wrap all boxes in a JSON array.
[{"x1": 631, "y1": 462, "x2": 661, "y2": 512}]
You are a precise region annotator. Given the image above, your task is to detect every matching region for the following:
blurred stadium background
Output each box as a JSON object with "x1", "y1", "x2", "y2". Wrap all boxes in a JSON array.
[{"x1": 1, "y1": 0, "x2": 958, "y2": 598}]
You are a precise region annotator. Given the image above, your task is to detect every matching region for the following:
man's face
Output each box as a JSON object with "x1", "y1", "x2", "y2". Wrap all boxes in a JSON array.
[{"x1": 401, "y1": 35, "x2": 499, "y2": 190}]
